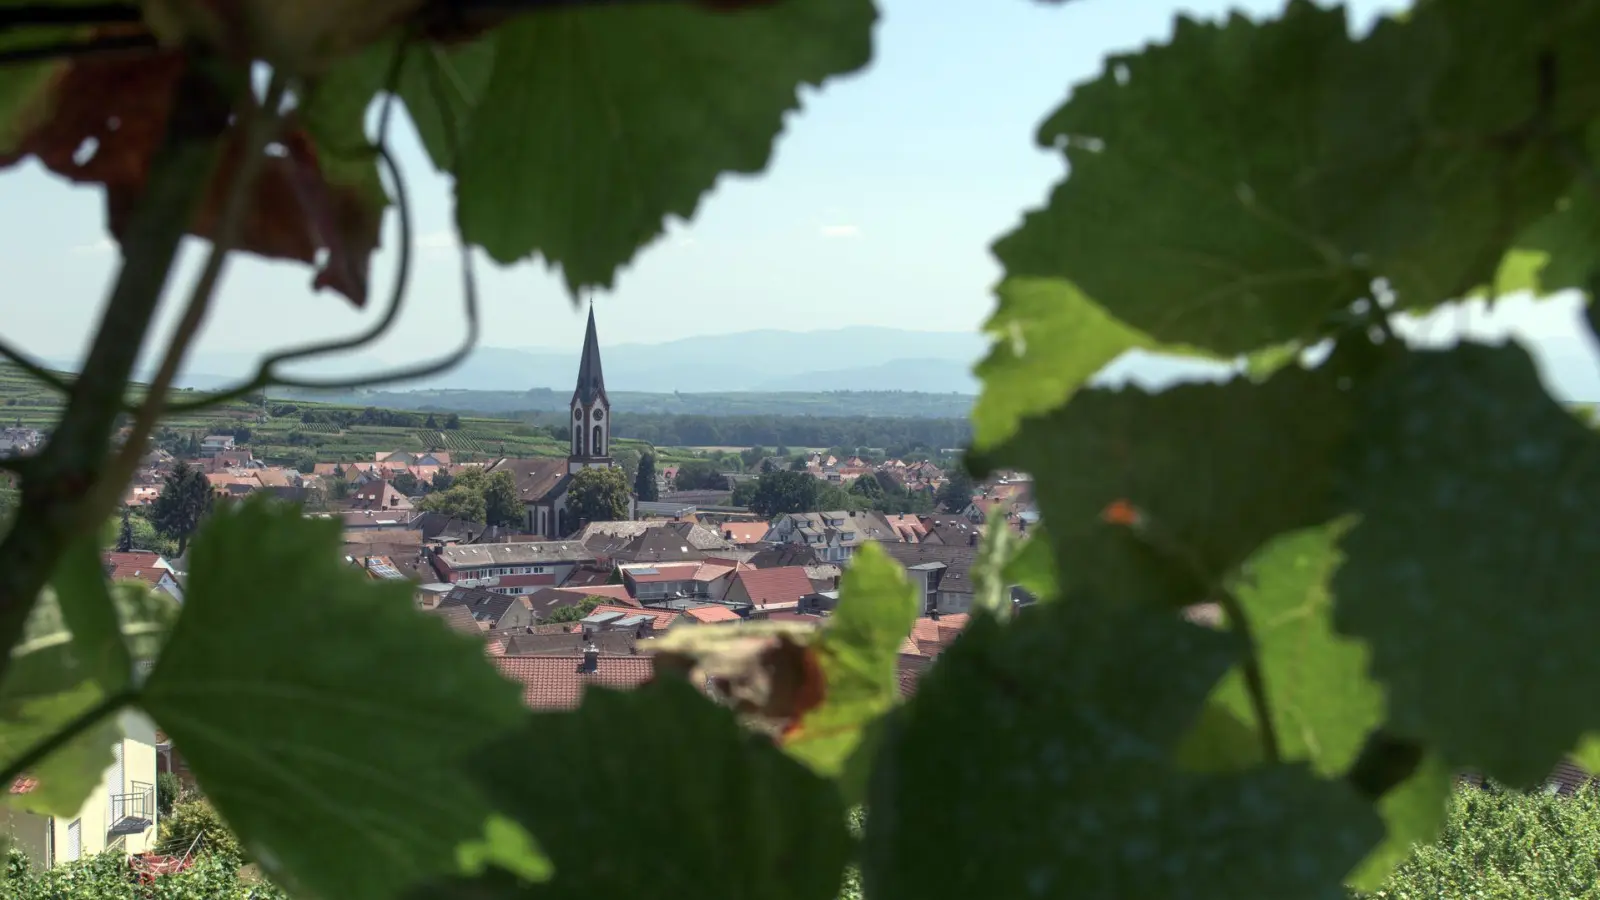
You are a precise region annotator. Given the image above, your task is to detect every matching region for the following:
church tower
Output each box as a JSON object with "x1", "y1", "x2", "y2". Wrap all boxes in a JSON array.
[{"x1": 567, "y1": 304, "x2": 612, "y2": 475}]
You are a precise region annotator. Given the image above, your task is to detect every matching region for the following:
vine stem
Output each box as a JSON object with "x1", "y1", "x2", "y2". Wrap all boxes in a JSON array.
[
  {"x1": 0, "y1": 689, "x2": 135, "y2": 790},
  {"x1": 0, "y1": 56, "x2": 234, "y2": 688},
  {"x1": 1213, "y1": 584, "x2": 1280, "y2": 763},
  {"x1": 88, "y1": 71, "x2": 290, "y2": 522}
]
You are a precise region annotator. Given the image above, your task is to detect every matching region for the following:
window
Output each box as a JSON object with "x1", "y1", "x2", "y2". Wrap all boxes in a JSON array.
[
  {"x1": 108, "y1": 741, "x2": 124, "y2": 821},
  {"x1": 64, "y1": 819, "x2": 81, "y2": 862},
  {"x1": 592, "y1": 424, "x2": 603, "y2": 455}
]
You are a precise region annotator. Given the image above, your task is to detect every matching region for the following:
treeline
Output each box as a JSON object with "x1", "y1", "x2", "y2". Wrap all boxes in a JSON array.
[
  {"x1": 289, "y1": 405, "x2": 462, "y2": 430},
  {"x1": 521, "y1": 411, "x2": 971, "y2": 450},
  {"x1": 277, "y1": 387, "x2": 975, "y2": 419}
]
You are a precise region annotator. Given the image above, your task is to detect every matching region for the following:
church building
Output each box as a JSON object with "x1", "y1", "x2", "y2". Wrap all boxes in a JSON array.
[{"x1": 483, "y1": 306, "x2": 633, "y2": 539}]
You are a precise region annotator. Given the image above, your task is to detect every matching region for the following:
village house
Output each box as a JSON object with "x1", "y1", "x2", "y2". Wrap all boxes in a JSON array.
[
  {"x1": 578, "y1": 521, "x2": 735, "y2": 565},
  {"x1": 0, "y1": 426, "x2": 43, "y2": 456},
  {"x1": 429, "y1": 540, "x2": 598, "y2": 595},
  {"x1": 579, "y1": 604, "x2": 685, "y2": 633},
  {"x1": 349, "y1": 480, "x2": 413, "y2": 512},
  {"x1": 123, "y1": 484, "x2": 161, "y2": 508},
  {"x1": 720, "y1": 521, "x2": 770, "y2": 546},
  {"x1": 336, "y1": 508, "x2": 415, "y2": 532},
  {"x1": 880, "y1": 543, "x2": 977, "y2": 615},
  {"x1": 724, "y1": 566, "x2": 814, "y2": 614},
  {"x1": 376, "y1": 450, "x2": 451, "y2": 467},
  {"x1": 436, "y1": 584, "x2": 540, "y2": 630},
  {"x1": 3, "y1": 711, "x2": 161, "y2": 868},
  {"x1": 198, "y1": 434, "x2": 235, "y2": 457},
  {"x1": 432, "y1": 583, "x2": 597, "y2": 630},
  {"x1": 763, "y1": 510, "x2": 903, "y2": 563},
  {"x1": 620, "y1": 560, "x2": 740, "y2": 606},
  {"x1": 103, "y1": 551, "x2": 183, "y2": 603}
]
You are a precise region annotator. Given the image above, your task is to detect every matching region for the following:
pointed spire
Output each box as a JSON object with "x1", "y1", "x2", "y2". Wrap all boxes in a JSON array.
[{"x1": 572, "y1": 302, "x2": 607, "y2": 407}]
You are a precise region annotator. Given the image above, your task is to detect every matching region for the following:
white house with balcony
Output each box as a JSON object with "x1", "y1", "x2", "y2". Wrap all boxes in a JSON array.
[{"x1": 2, "y1": 711, "x2": 160, "y2": 868}]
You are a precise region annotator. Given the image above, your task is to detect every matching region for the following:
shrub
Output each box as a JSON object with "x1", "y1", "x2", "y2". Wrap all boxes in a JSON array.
[
  {"x1": 156, "y1": 771, "x2": 181, "y2": 817},
  {"x1": 160, "y1": 799, "x2": 245, "y2": 869},
  {"x1": 1359, "y1": 786, "x2": 1600, "y2": 900}
]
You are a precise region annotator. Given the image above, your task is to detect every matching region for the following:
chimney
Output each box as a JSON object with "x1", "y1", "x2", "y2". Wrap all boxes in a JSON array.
[
  {"x1": 580, "y1": 643, "x2": 599, "y2": 673},
  {"x1": 968, "y1": 532, "x2": 978, "y2": 547}
]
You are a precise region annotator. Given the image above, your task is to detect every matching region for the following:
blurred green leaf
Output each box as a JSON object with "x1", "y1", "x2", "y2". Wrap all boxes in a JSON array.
[{"x1": 141, "y1": 501, "x2": 525, "y2": 900}]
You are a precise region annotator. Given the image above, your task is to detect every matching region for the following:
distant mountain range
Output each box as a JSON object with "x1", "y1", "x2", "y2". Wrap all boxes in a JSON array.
[{"x1": 159, "y1": 327, "x2": 989, "y2": 395}]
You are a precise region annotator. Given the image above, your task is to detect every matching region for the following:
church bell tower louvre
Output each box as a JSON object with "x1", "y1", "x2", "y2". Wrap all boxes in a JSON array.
[{"x1": 567, "y1": 302, "x2": 613, "y2": 476}]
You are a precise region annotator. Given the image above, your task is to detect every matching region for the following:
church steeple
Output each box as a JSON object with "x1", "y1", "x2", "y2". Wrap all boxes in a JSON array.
[
  {"x1": 568, "y1": 303, "x2": 612, "y2": 473},
  {"x1": 571, "y1": 302, "x2": 607, "y2": 408}
]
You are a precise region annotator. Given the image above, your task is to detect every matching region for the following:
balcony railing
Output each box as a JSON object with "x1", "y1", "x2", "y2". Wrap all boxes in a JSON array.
[{"x1": 109, "y1": 781, "x2": 155, "y2": 835}]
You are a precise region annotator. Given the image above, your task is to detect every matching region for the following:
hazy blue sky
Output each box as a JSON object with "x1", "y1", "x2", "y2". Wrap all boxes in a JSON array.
[{"x1": 2, "y1": 0, "x2": 1596, "y2": 397}]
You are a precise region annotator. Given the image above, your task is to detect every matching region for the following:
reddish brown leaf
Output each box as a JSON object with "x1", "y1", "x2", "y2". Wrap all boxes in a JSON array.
[{"x1": 1, "y1": 49, "x2": 378, "y2": 306}]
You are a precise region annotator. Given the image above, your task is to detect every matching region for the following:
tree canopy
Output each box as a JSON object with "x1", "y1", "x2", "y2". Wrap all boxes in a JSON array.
[{"x1": 567, "y1": 467, "x2": 632, "y2": 527}]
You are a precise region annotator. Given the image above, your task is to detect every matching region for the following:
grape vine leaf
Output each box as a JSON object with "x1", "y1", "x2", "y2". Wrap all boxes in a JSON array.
[
  {"x1": 971, "y1": 277, "x2": 1153, "y2": 449},
  {"x1": 1575, "y1": 735, "x2": 1600, "y2": 772},
  {"x1": 1489, "y1": 121, "x2": 1600, "y2": 299},
  {"x1": 430, "y1": 679, "x2": 851, "y2": 900},
  {"x1": 0, "y1": 590, "x2": 121, "y2": 817},
  {"x1": 981, "y1": 363, "x2": 1354, "y2": 610},
  {"x1": 782, "y1": 542, "x2": 916, "y2": 797},
  {"x1": 1345, "y1": 754, "x2": 1454, "y2": 891},
  {"x1": 969, "y1": 506, "x2": 1018, "y2": 619},
  {"x1": 296, "y1": 42, "x2": 396, "y2": 302},
  {"x1": 455, "y1": 814, "x2": 551, "y2": 883},
  {"x1": 863, "y1": 601, "x2": 1382, "y2": 900},
  {"x1": 396, "y1": 41, "x2": 496, "y2": 172},
  {"x1": 1213, "y1": 522, "x2": 1384, "y2": 777},
  {"x1": 140, "y1": 501, "x2": 526, "y2": 900},
  {"x1": 141, "y1": 0, "x2": 422, "y2": 77},
  {"x1": 993, "y1": 3, "x2": 1368, "y2": 358},
  {"x1": 51, "y1": 536, "x2": 133, "y2": 693},
  {"x1": 1173, "y1": 701, "x2": 1262, "y2": 773},
  {"x1": 1333, "y1": 342, "x2": 1600, "y2": 786},
  {"x1": 1002, "y1": 526, "x2": 1057, "y2": 604},
  {"x1": 1312, "y1": 1, "x2": 1600, "y2": 310},
  {"x1": 0, "y1": 0, "x2": 95, "y2": 156},
  {"x1": 454, "y1": 0, "x2": 875, "y2": 292},
  {"x1": 0, "y1": 49, "x2": 383, "y2": 305}
]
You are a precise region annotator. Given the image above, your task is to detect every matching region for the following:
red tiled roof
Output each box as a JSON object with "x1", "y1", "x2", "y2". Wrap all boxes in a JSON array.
[
  {"x1": 109, "y1": 564, "x2": 168, "y2": 585},
  {"x1": 732, "y1": 566, "x2": 813, "y2": 609},
  {"x1": 493, "y1": 656, "x2": 655, "y2": 709},
  {"x1": 104, "y1": 550, "x2": 164, "y2": 569},
  {"x1": 901, "y1": 614, "x2": 970, "y2": 658},
  {"x1": 720, "y1": 522, "x2": 770, "y2": 545},
  {"x1": 9, "y1": 776, "x2": 37, "y2": 794},
  {"x1": 693, "y1": 563, "x2": 736, "y2": 582},
  {"x1": 684, "y1": 605, "x2": 741, "y2": 624},
  {"x1": 896, "y1": 654, "x2": 934, "y2": 697}
]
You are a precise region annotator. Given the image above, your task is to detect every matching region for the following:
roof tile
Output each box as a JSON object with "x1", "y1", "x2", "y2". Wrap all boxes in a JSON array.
[{"x1": 493, "y1": 656, "x2": 654, "y2": 710}]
